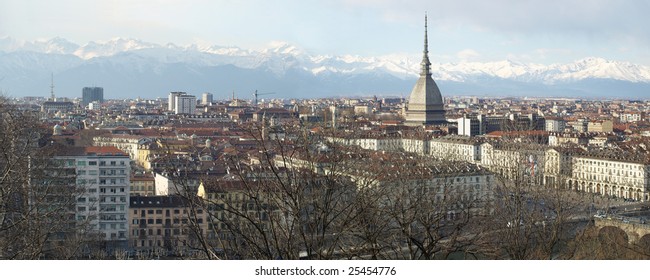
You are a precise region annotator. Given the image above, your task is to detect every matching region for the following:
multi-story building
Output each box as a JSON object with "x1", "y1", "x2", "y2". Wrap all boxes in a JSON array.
[
  {"x1": 429, "y1": 136, "x2": 482, "y2": 163},
  {"x1": 545, "y1": 117, "x2": 566, "y2": 132},
  {"x1": 41, "y1": 101, "x2": 74, "y2": 113},
  {"x1": 339, "y1": 156, "x2": 495, "y2": 218},
  {"x1": 587, "y1": 120, "x2": 613, "y2": 133},
  {"x1": 55, "y1": 146, "x2": 131, "y2": 250},
  {"x1": 548, "y1": 133, "x2": 590, "y2": 147},
  {"x1": 197, "y1": 179, "x2": 284, "y2": 250},
  {"x1": 93, "y1": 134, "x2": 149, "y2": 160},
  {"x1": 129, "y1": 195, "x2": 206, "y2": 254},
  {"x1": 201, "y1": 92, "x2": 213, "y2": 105},
  {"x1": 619, "y1": 111, "x2": 645, "y2": 123},
  {"x1": 131, "y1": 173, "x2": 156, "y2": 196},
  {"x1": 567, "y1": 119, "x2": 588, "y2": 133},
  {"x1": 457, "y1": 116, "x2": 481, "y2": 136},
  {"x1": 82, "y1": 87, "x2": 104, "y2": 107},
  {"x1": 479, "y1": 142, "x2": 546, "y2": 184},
  {"x1": 168, "y1": 92, "x2": 184, "y2": 111},
  {"x1": 566, "y1": 152, "x2": 649, "y2": 201},
  {"x1": 543, "y1": 147, "x2": 575, "y2": 188},
  {"x1": 174, "y1": 94, "x2": 197, "y2": 115},
  {"x1": 476, "y1": 115, "x2": 506, "y2": 135}
]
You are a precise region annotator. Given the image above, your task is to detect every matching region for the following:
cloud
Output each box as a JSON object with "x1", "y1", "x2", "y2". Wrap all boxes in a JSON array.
[{"x1": 339, "y1": 0, "x2": 650, "y2": 43}]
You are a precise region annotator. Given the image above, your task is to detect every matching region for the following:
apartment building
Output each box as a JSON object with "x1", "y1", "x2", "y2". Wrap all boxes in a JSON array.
[
  {"x1": 55, "y1": 146, "x2": 131, "y2": 250},
  {"x1": 129, "y1": 195, "x2": 205, "y2": 254}
]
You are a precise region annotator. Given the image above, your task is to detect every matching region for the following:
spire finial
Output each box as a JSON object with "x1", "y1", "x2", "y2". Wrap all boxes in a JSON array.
[
  {"x1": 420, "y1": 12, "x2": 431, "y2": 76},
  {"x1": 50, "y1": 72, "x2": 55, "y2": 101},
  {"x1": 424, "y1": 12, "x2": 428, "y2": 54}
]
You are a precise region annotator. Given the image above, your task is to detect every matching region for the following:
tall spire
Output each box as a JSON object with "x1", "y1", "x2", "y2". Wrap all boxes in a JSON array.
[
  {"x1": 424, "y1": 12, "x2": 428, "y2": 54},
  {"x1": 50, "y1": 72, "x2": 56, "y2": 101},
  {"x1": 420, "y1": 12, "x2": 431, "y2": 76}
]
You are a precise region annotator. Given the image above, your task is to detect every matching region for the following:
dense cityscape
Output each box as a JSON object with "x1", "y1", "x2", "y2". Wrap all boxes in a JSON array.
[{"x1": 1, "y1": 16, "x2": 650, "y2": 261}]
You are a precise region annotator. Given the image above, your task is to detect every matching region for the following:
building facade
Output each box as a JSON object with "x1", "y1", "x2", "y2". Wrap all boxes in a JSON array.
[
  {"x1": 174, "y1": 94, "x2": 197, "y2": 115},
  {"x1": 55, "y1": 146, "x2": 131, "y2": 250},
  {"x1": 129, "y1": 195, "x2": 206, "y2": 254},
  {"x1": 201, "y1": 92, "x2": 213, "y2": 105},
  {"x1": 168, "y1": 92, "x2": 184, "y2": 112},
  {"x1": 131, "y1": 173, "x2": 156, "y2": 196},
  {"x1": 82, "y1": 87, "x2": 104, "y2": 107}
]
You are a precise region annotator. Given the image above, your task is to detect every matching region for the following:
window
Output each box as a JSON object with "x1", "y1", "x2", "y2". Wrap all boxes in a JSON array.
[
  {"x1": 147, "y1": 210, "x2": 154, "y2": 214},
  {"x1": 77, "y1": 197, "x2": 86, "y2": 203},
  {"x1": 89, "y1": 170, "x2": 97, "y2": 175},
  {"x1": 147, "y1": 219, "x2": 154, "y2": 224},
  {"x1": 88, "y1": 188, "x2": 97, "y2": 193},
  {"x1": 155, "y1": 210, "x2": 162, "y2": 214},
  {"x1": 77, "y1": 206, "x2": 86, "y2": 211},
  {"x1": 120, "y1": 188, "x2": 125, "y2": 193},
  {"x1": 77, "y1": 170, "x2": 86, "y2": 175},
  {"x1": 89, "y1": 161, "x2": 97, "y2": 166},
  {"x1": 155, "y1": 219, "x2": 162, "y2": 224},
  {"x1": 110, "y1": 161, "x2": 116, "y2": 166},
  {"x1": 77, "y1": 161, "x2": 86, "y2": 166}
]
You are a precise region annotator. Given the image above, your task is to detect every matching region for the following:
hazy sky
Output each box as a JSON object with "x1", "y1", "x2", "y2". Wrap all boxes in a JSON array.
[{"x1": 2, "y1": 0, "x2": 649, "y2": 65}]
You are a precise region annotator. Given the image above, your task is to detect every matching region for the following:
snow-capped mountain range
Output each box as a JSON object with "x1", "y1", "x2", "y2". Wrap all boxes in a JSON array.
[{"x1": 1, "y1": 37, "x2": 649, "y2": 99}]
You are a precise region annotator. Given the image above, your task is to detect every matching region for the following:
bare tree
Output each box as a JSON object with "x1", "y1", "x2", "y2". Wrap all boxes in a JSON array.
[{"x1": 0, "y1": 96, "x2": 93, "y2": 259}]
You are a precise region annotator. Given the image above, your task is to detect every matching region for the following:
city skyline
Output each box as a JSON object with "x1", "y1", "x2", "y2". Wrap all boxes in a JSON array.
[{"x1": 2, "y1": 0, "x2": 650, "y2": 66}]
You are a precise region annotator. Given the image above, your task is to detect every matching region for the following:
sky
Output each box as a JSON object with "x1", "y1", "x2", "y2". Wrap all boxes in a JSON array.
[{"x1": 1, "y1": 0, "x2": 649, "y2": 65}]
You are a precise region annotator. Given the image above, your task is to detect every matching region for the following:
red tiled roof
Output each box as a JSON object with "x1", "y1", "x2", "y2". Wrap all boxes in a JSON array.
[{"x1": 85, "y1": 146, "x2": 128, "y2": 156}]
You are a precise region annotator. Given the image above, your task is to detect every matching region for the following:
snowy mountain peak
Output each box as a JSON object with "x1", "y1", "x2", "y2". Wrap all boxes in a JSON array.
[
  {"x1": 1, "y1": 37, "x2": 650, "y2": 88},
  {"x1": 75, "y1": 38, "x2": 160, "y2": 59},
  {"x1": 263, "y1": 41, "x2": 305, "y2": 56}
]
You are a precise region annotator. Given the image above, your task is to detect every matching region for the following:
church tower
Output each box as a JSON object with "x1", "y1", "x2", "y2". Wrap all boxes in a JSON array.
[{"x1": 404, "y1": 14, "x2": 446, "y2": 126}]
